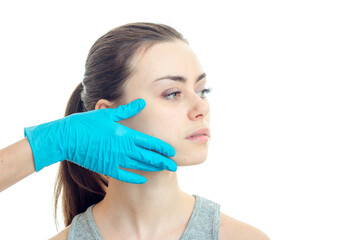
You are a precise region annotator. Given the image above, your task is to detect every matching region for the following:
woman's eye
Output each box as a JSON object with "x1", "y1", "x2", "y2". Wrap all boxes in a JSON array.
[
  {"x1": 197, "y1": 87, "x2": 212, "y2": 98},
  {"x1": 164, "y1": 87, "x2": 212, "y2": 100},
  {"x1": 165, "y1": 91, "x2": 183, "y2": 100}
]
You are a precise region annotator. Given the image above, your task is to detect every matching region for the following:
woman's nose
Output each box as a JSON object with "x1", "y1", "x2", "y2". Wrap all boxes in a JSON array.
[{"x1": 188, "y1": 95, "x2": 210, "y2": 120}]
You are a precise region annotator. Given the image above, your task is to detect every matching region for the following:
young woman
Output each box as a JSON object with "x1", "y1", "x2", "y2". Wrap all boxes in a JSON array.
[{"x1": 0, "y1": 22, "x2": 269, "y2": 240}]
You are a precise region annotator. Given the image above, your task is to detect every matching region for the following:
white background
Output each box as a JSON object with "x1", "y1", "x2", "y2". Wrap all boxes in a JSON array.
[{"x1": 0, "y1": 0, "x2": 359, "y2": 239}]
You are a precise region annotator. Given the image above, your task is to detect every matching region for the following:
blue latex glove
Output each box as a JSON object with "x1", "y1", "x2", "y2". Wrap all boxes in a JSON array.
[{"x1": 24, "y1": 99, "x2": 177, "y2": 184}]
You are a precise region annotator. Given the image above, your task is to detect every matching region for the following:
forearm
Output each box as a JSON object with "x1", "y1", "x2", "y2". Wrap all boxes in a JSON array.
[{"x1": 0, "y1": 138, "x2": 36, "y2": 192}]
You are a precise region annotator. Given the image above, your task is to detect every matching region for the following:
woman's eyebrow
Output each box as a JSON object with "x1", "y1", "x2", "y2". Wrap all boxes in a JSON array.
[{"x1": 153, "y1": 72, "x2": 206, "y2": 83}]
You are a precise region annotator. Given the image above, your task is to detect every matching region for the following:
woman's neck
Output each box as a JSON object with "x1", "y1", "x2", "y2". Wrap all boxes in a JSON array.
[{"x1": 92, "y1": 169, "x2": 196, "y2": 239}]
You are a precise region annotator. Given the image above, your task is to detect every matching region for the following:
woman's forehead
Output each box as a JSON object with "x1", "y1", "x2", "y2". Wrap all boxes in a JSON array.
[{"x1": 131, "y1": 41, "x2": 203, "y2": 84}]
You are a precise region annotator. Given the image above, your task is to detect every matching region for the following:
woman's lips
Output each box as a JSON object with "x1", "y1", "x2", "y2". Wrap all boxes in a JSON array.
[
  {"x1": 185, "y1": 134, "x2": 209, "y2": 143},
  {"x1": 185, "y1": 128, "x2": 210, "y2": 143},
  {"x1": 186, "y1": 128, "x2": 210, "y2": 138}
]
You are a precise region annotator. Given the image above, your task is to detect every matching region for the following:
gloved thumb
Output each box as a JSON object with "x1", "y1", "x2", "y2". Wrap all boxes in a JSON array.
[{"x1": 108, "y1": 99, "x2": 146, "y2": 121}]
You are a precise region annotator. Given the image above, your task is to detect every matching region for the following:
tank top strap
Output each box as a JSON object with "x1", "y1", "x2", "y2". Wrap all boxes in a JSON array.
[
  {"x1": 179, "y1": 194, "x2": 221, "y2": 240},
  {"x1": 68, "y1": 204, "x2": 102, "y2": 240}
]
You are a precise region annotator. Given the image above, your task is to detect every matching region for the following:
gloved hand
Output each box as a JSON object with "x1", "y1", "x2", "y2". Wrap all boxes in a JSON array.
[{"x1": 24, "y1": 99, "x2": 177, "y2": 184}]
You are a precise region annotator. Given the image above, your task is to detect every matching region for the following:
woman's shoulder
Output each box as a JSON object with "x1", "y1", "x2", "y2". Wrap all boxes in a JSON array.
[
  {"x1": 48, "y1": 225, "x2": 70, "y2": 240},
  {"x1": 219, "y1": 211, "x2": 270, "y2": 240}
]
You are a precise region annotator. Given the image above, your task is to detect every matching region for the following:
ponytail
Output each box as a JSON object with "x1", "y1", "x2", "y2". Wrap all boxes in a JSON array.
[
  {"x1": 54, "y1": 82, "x2": 108, "y2": 229},
  {"x1": 64, "y1": 82, "x2": 85, "y2": 115}
]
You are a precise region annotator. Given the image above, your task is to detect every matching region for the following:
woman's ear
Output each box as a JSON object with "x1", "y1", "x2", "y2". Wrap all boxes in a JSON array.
[{"x1": 95, "y1": 99, "x2": 113, "y2": 110}]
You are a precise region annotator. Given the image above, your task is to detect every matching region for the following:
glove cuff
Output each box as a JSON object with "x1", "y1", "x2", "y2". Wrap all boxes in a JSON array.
[{"x1": 24, "y1": 119, "x2": 64, "y2": 171}]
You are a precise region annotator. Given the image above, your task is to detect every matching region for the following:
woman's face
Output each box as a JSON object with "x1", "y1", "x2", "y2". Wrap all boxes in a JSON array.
[{"x1": 118, "y1": 40, "x2": 211, "y2": 166}]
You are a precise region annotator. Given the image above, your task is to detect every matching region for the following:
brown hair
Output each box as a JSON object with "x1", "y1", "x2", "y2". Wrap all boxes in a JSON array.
[{"x1": 53, "y1": 22, "x2": 188, "y2": 229}]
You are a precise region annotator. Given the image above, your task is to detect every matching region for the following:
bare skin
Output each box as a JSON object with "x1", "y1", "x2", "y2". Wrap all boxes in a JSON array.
[
  {"x1": 0, "y1": 138, "x2": 35, "y2": 192},
  {"x1": 50, "y1": 212, "x2": 270, "y2": 240}
]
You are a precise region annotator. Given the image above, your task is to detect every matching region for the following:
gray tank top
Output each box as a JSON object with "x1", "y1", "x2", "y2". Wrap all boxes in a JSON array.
[{"x1": 68, "y1": 194, "x2": 220, "y2": 240}]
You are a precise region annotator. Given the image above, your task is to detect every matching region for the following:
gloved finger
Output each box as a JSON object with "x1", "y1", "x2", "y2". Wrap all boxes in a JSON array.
[
  {"x1": 107, "y1": 99, "x2": 146, "y2": 122},
  {"x1": 133, "y1": 130, "x2": 176, "y2": 157},
  {"x1": 105, "y1": 164, "x2": 148, "y2": 184},
  {"x1": 120, "y1": 158, "x2": 166, "y2": 172},
  {"x1": 128, "y1": 145, "x2": 177, "y2": 171}
]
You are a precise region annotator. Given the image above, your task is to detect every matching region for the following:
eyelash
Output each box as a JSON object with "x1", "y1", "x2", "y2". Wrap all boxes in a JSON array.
[{"x1": 165, "y1": 87, "x2": 212, "y2": 100}]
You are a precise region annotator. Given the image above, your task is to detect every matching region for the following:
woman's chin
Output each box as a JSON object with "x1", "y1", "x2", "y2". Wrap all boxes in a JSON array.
[{"x1": 173, "y1": 154, "x2": 208, "y2": 166}]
